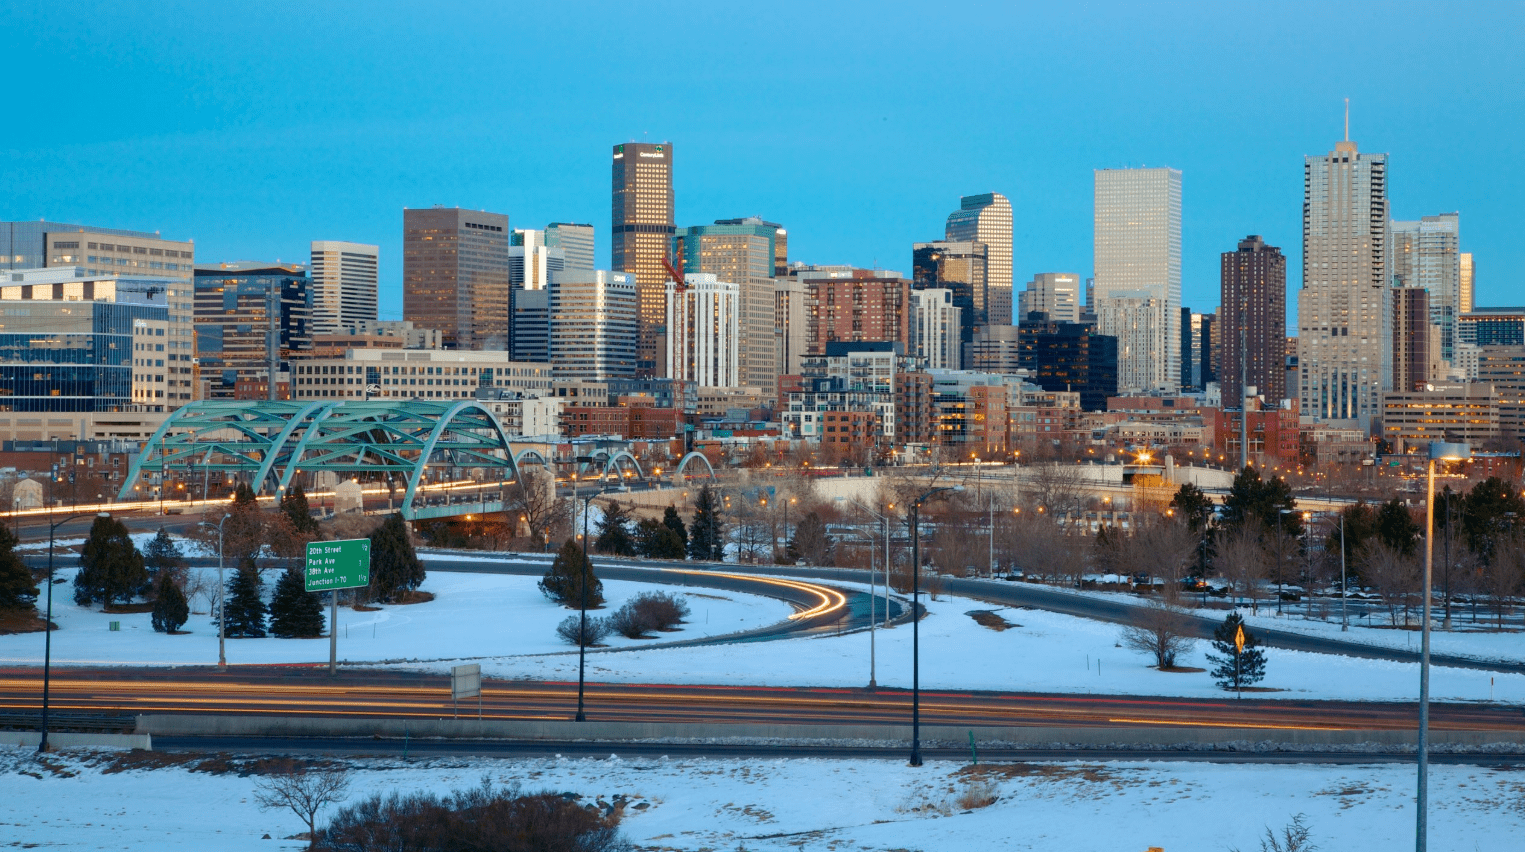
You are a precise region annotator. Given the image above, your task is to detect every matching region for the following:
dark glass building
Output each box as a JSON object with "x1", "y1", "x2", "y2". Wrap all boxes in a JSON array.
[
  {"x1": 1016, "y1": 312, "x2": 1118, "y2": 412},
  {"x1": 0, "y1": 291, "x2": 167, "y2": 412},
  {"x1": 194, "y1": 263, "x2": 313, "y2": 399}
]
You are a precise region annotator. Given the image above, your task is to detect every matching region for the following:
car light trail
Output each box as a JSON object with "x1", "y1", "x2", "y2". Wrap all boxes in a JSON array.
[{"x1": 667, "y1": 570, "x2": 847, "y2": 620}]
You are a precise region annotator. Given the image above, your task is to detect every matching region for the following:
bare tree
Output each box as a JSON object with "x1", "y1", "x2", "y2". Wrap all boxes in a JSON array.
[
  {"x1": 1479, "y1": 532, "x2": 1524, "y2": 629},
  {"x1": 1120, "y1": 601, "x2": 1196, "y2": 669},
  {"x1": 507, "y1": 468, "x2": 571, "y2": 548},
  {"x1": 1024, "y1": 463, "x2": 1090, "y2": 516},
  {"x1": 1361, "y1": 540, "x2": 1419, "y2": 627},
  {"x1": 253, "y1": 763, "x2": 350, "y2": 849},
  {"x1": 1216, "y1": 523, "x2": 1269, "y2": 613},
  {"x1": 1115, "y1": 518, "x2": 1197, "y2": 601},
  {"x1": 730, "y1": 493, "x2": 772, "y2": 565},
  {"x1": 1231, "y1": 813, "x2": 1318, "y2": 852}
]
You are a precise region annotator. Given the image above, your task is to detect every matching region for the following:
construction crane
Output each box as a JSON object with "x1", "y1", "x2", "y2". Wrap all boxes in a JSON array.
[{"x1": 661, "y1": 255, "x2": 687, "y2": 382}]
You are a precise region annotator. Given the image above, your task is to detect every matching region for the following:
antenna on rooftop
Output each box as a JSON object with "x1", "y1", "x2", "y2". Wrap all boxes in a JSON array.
[{"x1": 1344, "y1": 98, "x2": 1350, "y2": 142}]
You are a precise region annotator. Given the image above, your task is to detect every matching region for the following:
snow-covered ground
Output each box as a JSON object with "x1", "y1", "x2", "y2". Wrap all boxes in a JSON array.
[
  {"x1": 3, "y1": 746, "x2": 1522, "y2": 851},
  {"x1": 0, "y1": 568, "x2": 794, "y2": 667},
  {"x1": 17, "y1": 531, "x2": 217, "y2": 558}
]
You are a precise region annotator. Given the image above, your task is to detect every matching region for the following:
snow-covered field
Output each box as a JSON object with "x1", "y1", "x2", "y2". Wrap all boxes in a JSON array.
[
  {"x1": 0, "y1": 568, "x2": 795, "y2": 667},
  {"x1": 3, "y1": 746, "x2": 1522, "y2": 851}
]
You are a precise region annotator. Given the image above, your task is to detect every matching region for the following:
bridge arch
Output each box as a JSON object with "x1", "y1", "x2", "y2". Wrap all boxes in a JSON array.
[{"x1": 672, "y1": 451, "x2": 717, "y2": 483}]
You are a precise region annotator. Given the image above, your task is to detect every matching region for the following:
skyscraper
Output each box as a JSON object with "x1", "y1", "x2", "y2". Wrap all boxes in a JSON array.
[
  {"x1": 548, "y1": 269, "x2": 637, "y2": 380},
  {"x1": 912, "y1": 240, "x2": 988, "y2": 359},
  {"x1": 1220, "y1": 235, "x2": 1288, "y2": 406},
  {"x1": 1392, "y1": 286, "x2": 1432, "y2": 392},
  {"x1": 545, "y1": 222, "x2": 595, "y2": 272},
  {"x1": 1390, "y1": 213, "x2": 1460, "y2": 362},
  {"x1": 666, "y1": 273, "x2": 740, "y2": 387},
  {"x1": 611, "y1": 142, "x2": 674, "y2": 374},
  {"x1": 194, "y1": 262, "x2": 313, "y2": 398},
  {"x1": 1093, "y1": 168, "x2": 1182, "y2": 392},
  {"x1": 1017, "y1": 313, "x2": 1119, "y2": 412},
  {"x1": 1296, "y1": 133, "x2": 1390, "y2": 430},
  {"x1": 403, "y1": 207, "x2": 510, "y2": 350},
  {"x1": 714, "y1": 217, "x2": 787, "y2": 276},
  {"x1": 509, "y1": 229, "x2": 565, "y2": 291},
  {"x1": 907, "y1": 288, "x2": 961, "y2": 370},
  {"x1": 1018, "y1": 273, "x2": 1081, "y2": 324},
  {"x1": 945, "y1": 193, "x2": 1013, "y2": 324},
  {"x1": 674, "y1": 220, "x2": 778, "y2": 394},
  {"x1": 1460, "y1": 252, "x2": 1475, "y2": 314},
  {"x1": 309, "y1": 241, "x2": 378, "y2": 335}
]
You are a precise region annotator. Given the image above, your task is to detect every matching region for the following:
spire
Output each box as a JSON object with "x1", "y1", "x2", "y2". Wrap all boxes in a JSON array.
[
  {"x1": 1336, "y1": 98, "x2": 1357, "y2": 154},
  {"x1": 1344, "y1": 98, "x2": 1349, "y2": 141}
]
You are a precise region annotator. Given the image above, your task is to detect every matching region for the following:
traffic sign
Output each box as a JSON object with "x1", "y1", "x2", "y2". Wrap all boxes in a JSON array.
[{"x1": 305, "y1": 539, "x2": 371, "y2": 593}]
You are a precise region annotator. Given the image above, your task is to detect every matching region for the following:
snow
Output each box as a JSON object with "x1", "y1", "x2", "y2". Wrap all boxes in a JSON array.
[
  {"x1": 18, "y1": 531, "x2": 217, "y2": 558},
  {"x1": 2, "y1": 746, "x2": 1522, "y2": 851},
  {"x1": 0, "y1": 568, "x2": 795, "y2": 667}
]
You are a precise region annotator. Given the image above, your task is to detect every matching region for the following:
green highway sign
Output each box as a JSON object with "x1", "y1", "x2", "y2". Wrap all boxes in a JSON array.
[{"x1": 305, "y1": 538, "x2": 371, "y2": 592}]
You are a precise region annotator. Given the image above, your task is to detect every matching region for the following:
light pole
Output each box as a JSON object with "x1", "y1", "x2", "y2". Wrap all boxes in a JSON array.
[
  {"x1": 215, "y1": 513, "x2": 232, "y2": 671},
  {"x1": 844, "y1": 498, "x2": 894, "y2": 688},
  {"x1": 909, "y1": 484, "x2": 962, "y2": 766},
  {"x1": 1275, "y1": 508, "x2": 1292, "y2": 615},
  {"x1": 576, "y1": 492, "x2": 597, "y2": 722},
  {"x1": 1339, "y1": 509, "x2": 1349, "y2": 632},
  {"x1": 39, "y1": 510, "x2": 101, "y2": 753},
  {"x1": 1418, "y1": 441, "x2": 1470, "y2": 852}
]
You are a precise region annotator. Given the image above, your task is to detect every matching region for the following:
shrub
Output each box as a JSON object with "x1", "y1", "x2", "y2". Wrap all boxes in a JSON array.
[
  {"x1": 605, "y1": 603, "x2": 650, "y2": 639},
  {"x1": 556, "y1": 614, "x2": 611, "y2": 647},
  {"x1": 630, "y1": 590, "x2": 689, "y2": 631}
]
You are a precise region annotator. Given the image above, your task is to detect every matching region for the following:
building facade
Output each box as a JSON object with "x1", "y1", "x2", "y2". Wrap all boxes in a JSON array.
[
  {"x1": 665, "y1": 273, "x2": 740, "y2": 388},
  {"x1": 1380, "y1": 384, "x2": 1498, "y2": 452},
  {"x1": 610, "y1": 142, "x2": 675, "y2": 375},
  {"x1": 1459, "y1": 307, "x2": 1525, "y2": 347},
  {"x1": 1017, "y1": 313, "x2": 1119, "y2": 412},
  {"x1": 1093, "y1": 167, "x2": 1182, "y2": 392},
  {"x1": 193, "y1": 263, "x2": 314, "y2": 399},
  {"x1": 402, "y1": 207, "x2": 510, "y2": 350},
  {"x1": 1392, "y1": 286, "x2": 1432, "y2": 393},
  {"x1": 1390, "y1": 213, "x2": 1460, "y2": 362},
  {"x1": 799, "y1": 268, "x2": 909, "y2": 355},
  {"x1": 1460, "y1": 252, "x2": 1474, "y2": 314},
  {"x1": 1478, "y1": 347, "x2": 1525, "y2": 439},
  {"x1": 1019, "y1": 273, "x2": 1080, "y2": 324},
  {"x1": 1097, "y1": 291, "x2": 1171, "y2": 395},
  {"x1": 545, "y1": 222, "x2": 595, "y2": 272},
  {"x1": 944, "y1": 193, "x2": 1013, "y2": 325},
  {"x1": 291, "y1": 349, "x2": 552, "y2": 400},
  {"x1": 674, "y1": 221, "x2": 779, "y2": 395},
  {"x1": 1220, "y1": 235, "x2": 1287, "y2": 406},
  {"x1": 912, "y1": 240, "x2": 988, "y2": 357},
  {"x1": 549, "y1": 269, "x2": 638, "y2": 381},
  {"x1": 907, "y1": 288, "x2": 961, "y2": 370},
  {"x1": 309, "y1": 241, "x2": 379, "y2": 336}
]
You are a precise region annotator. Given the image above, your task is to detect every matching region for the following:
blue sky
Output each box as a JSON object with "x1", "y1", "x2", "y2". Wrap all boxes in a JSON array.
[{"x1": 4, "y1": 1, "x2": 1520, "y2": 323}]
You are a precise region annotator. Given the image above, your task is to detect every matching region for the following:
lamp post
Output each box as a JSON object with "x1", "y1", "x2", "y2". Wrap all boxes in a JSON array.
[
  {"x1": 844, "y1": 498, "x2": 893, "y2": 688},
  {"x1": 39, "y1": 510, "x2": 101, "y2": 753},
  {"x1": 908, "y1": 484, "x2": 963, "y2": 766},
  {"x1": 1275, "y1": 508, "x2": 1292, "y2": 615},
  {"x1": 576, "y1": 492, "x2": 597, "y2": 722},
  {"x1": 1418, "y1": 441, "x2": 1470, "y2": 852},
  {"x1": 215, "y1": 513, "x2": 232, "y2": 671},
  {"x1": 1339, "y1": 509, "x2": 1349, "y2": 632}
]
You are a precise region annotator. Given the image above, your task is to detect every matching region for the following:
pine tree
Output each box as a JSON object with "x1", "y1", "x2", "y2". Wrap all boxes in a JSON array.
[
  {"x1": 1375, "y1": 498, "x2": 1420, "y2": 557},
  {"x1": 635, "y1": 517, "x2": 685, "y2": 559},
  {"x1": 150, "y1": 571, "x2": 189, "y2": 633},
  {"x1": 1205, "y1": 612, "x2": 1267, "y2": 691},
  {"x1": 368, "y1": 513, "x2": 425, "y2": 602},
  {"x1": 539, "y1": 538, "x2": 603, "y2": 607},
  {"x1": 280, "y1": 485, "x2": 321, "y2": 536},
  {"x1": 786, "y1": 511, "x2": 833, "y2": 566},
  {"x1": 661, "y1": 505, "x2": 688, "y2": 556},
  {"x1": 594, "y1": 500, "x2": 636, "y2": 556},
  {"x1": 143, "y1": 527, "x2": 184, "y2": 582},
  {"x1": 222, "y1": 557, "x2": 267, "y2": 638},
  {"x1": 269, "y1": 566, "x2": 326, "y2": 638},
  {"x1": 0, "y1": 523, "x2": 38, "y2": 612},
  {"x1": 74, "y1": 514, "x2": 148, "y2": 607},
  {"x1": 687, "y1": 485, "x2": 726, "y2": 562}
]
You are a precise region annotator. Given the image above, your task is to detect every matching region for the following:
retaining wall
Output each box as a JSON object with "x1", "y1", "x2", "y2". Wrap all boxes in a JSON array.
[{"x1": 1, "y1": 732, "x2": 152, "y2": 750}]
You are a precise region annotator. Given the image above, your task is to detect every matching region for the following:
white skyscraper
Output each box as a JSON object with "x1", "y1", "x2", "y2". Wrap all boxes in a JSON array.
[
  {"x1": 908, "y1": 288, "x2": 961, "y2": 370},
  {"x1": 1018, "y1": 273, "x2": 1081, "y2": 323},
  {"x1": 1098, "y1": 291, "x2": 1172, "y2": 395},
  {"x1": 1093, "y1": 168, "x2": 1182, "y2": 393},
  {"x1": 1390, "y1": 213, "x2": 1461, "y2": 363},
  {"x1": 666, "y1": 273, "x2": 741, "y2": 388},
  {"x1": 944, "y1": 192, "x2": 1013, "y2": 325},
  {"x1": 1297, "y1": 134, "x2": 1391, "y2": 430},
  {"x1": 309, "y1": 241, "x2": 379, "y2": 335}
]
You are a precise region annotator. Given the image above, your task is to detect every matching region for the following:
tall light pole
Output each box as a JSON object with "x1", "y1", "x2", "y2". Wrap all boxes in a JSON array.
[
  {"x1": 1275, "y1": 508, "x2": 1292, "y2": 615},
  {"x1": 845, "y1": 498, "x2": 894, "y2": 688},
  {"x1": 216, "y1": 513, "x2": 232, "y2": 671},
  {"x1": 1339, "y1": 509, "x2": 1349, "y2": 632},
  {"x1": 576, "y1": 491, "x2": 597, "y2": 722},
  {"x1": 39, "y1": 511, "x2": 101, "y2": 753},
  {"x1": 909, "y1": 484, "x2": 962, "y2": 766},
  {"x1": 1418, "y1": 441, "x2": 1470, "y2": 852}
]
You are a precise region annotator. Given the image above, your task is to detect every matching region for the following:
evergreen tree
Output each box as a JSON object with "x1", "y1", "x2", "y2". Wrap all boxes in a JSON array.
[
  {"x1": 594, "y1": 500, "x2": 636, "y2": 556},
  {"x1": 1461, "y1": 476, "x2": 1525, "y2": 561},
  {"x1": 269, "y1": 566, "x2": 326, "y2": 638},
  {"x1": 1205, "y1": 612, "x2": 1267, "y2": 691},
  {"x1": 222, "y1": 557, "x2": 267, "y2": 638},
  {"x1": 1325, "y1": 503, "x2": 1378, "y2": 578},
  {"x1": 74, "y1": 514, "x2": 148, "y2": 606},
  {"x1": 1375, "y1": 498, "x2": 1421, "y2": 557},
  {"x1": 786, "y1": 511, "x2": 833, "y2": 566},
  {"x1": 1221, "y1": 466, "x2": 1301, "y2": 538},
  {"x1": 0, "y1": 523, "x2": 38, "y2": 612},
  {"x1": 1169, "y1": 483, "x2": 1213, "y2": 532},
  {"x1": 635, "y1": 518, "x2": 685, "y2": 560},
  {"x1": 539, "y1": 538, "x2": 603, "y2": 607},
  {"x1": 661, "y1": 505, "x2": 688, "y2": 555},
  {"x1": 280, "y1": 485, "x2": 321, "y2": 536},
  {"x1": 368, "y1": 513, "x2": 425, "y2": 602},
  {"x1": 143, "y1": 527, "x2": 184, "y2": 582},
  {"x1": 150, "y1": 571, "x2": 189, "y2": 633},
  {"x1": 687, "y1": 485, "x2": 726, "y2": 562}
]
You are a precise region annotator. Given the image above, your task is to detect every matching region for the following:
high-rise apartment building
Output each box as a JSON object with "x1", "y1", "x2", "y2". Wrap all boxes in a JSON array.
[
  {"x1": 1097, "y1": 292, "x2": 1172, "y2": 395},
  {"x1": 1220, "y1": 235, "x2": 1288, "y2": 406},
  {"x1": 548, "y1": 269, "x2": 637, "y2": 380},
  {"x1": 610, "y1": 142, "x2": 674, "y2": 374},
  {"x1": 309, "y1": 241, "x2": 378, "y2": 336},
  {"x1": 912, "y1": 240, "x2": 988, "y2": 358},
  {"x1": 2, "y1": 220, "x2": 197, "y2": 405},
  {"x1": 907, "y1": 288, "x2": 961, "y2": 370},
  {"x1": 944, "y1": 193, "x2": 1013, "y2": 325},
  {"x1": 402, "y1": 207, "x2": 510, "y2": 350},
  {"x1": 1181, "y1": 310, "x2": 1216, "y2": 392},
  {"x1": 1017, "y1": 313, "x2": 1119, "y2": 412},
  {"x1": 545, "y1": 222, "x2": 595, "y2": 272},
  {"x1": 797, "y1": 267, "x2": 910, "y2": 355},
  {"x1": 674, "y1": 220, "x2": 778, "y2": 395},
  {"x1": 194, "y1": 262, "x2": 314, "y2": 399},
  {"x1": 1019, "y1": 273, "x2": 1081, "y2": 324},
  {"x1": 1390, "y1": 213, "x2": 1461, "y2": 363},
  {"x1": 666, "y1": 273, "x2": 740, "y2": 388},
  {"x1": 1460, "y1": 252, "x2": 1475, "y2": 314},
  {"x1": 1392, "y1": 286, "x2": 1432, "y2": 392},
  {"x1": 1296, "y1": 134, "x2": 1390, "y2": 430},
  {"x1": 1093, "y1": 168, "x2": 1182, "y2": 392}
]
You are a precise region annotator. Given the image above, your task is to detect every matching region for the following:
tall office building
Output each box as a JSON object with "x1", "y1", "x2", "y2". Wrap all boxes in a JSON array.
[
  {"x1": 403, "y1": 207, "x2": 510, "y2": 350},
  {"x1": 509, "y1": 229, "x2": 565, "y2": 291},
  {"x1": 1460, "y1": 252, "x2": 1475, "y2": 314},
  {"x1": 907, "y1": 288, "x2": 961, "y2": 370},
  {"x1": 1296, "y1": 133, "x2": 1390, "y2": 430},
  {"x1": 1182, "y1": 310, "x2": 1216, "y2": 391},
  {"x1": 674, "y1": 220, "x2": 778, "y2": 394},
  {"x1": 1220, "y1": 235, "x2": 1288, "y2": 406},
  {"x1": 510, "y1": 289, "x2": 550, "y2": 362},
  {"x1": 1390, "y1": 213, "x2": 1461, "y2": 362},
  {"x1": 666, "y1": 273, "x2": 740, "y2": 387},
  {"x1": 548, "y1": 269, "x2": 637, "y2": 380},
  {"x1": 945, "y1": 193, "x2": 1013, "y2": 325},
  {"x1": 714, "y1": 217, "x2": 787, "y2": 277},
  {"x1": 775, "y1": 277, "x2": 809, "y2": 378},
  {"x1": 1018, "y1": 273, "x2": 1081, "y2": 324},
  {"x1": 194, "y1": 262, "x2": 314, "y2": 398},
  {"x1": 611, "y1": 142, "x2": 674, "y2": 374},
  {"x1": 309, "y1": 241, "x2": 378, "y2": 336},
  {"x1": 2, "y1": 220, "x2": 196, "y2": 405},
  {"x1": 912, "y1": 240, "x2": 988, "y2": 358},
  {"x1": 1093, "y1": 168, "x2": 1182, "y2": 392},
  {"x1": 545, "y1": 222, "x2": 595, "y2": 272},
  {"x1": 1460, "y1": 307, "x2": 1525, "y2": 347},
  {"x1": 1017, "y1": 313, "x2": 1119, "y2": 412}
]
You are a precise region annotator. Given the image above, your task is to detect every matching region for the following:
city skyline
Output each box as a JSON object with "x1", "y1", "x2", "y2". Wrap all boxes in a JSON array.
[{"x1": 3, "y1": 3, "x2": 1519, "y2": 328}]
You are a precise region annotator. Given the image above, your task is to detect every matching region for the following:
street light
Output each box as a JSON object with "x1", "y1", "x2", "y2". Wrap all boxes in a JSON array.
[
  {"x1": 1275, "y1": 508, "x2": 1292, "y2": 615},
  {"x1": 576, "y1": 492, "x2": 598, "y2": 722},
  {"x1": 842, "y1": 498, "x2": 894, "y2": 688},
  {"x1": 214, "y1": 513, "x2": 232, "y2": 671},
  {"x1": 39, "y1": 510, "x2": 105, "y2": 753},
  {"x1": 1418, "y1": 441, "x2": 1470, "y2": 852},
  {"x1": 909, "y1": 484, "x2": 963, "y2": 767}
]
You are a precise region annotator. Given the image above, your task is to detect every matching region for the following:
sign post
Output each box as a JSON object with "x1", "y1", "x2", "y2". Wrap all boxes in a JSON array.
[
  {"x1": 305, "y1": 539, "x2": 372, "y2": 676},
  {"x1": 451, "y1": 663, "x2": 482, "y2": 719}
]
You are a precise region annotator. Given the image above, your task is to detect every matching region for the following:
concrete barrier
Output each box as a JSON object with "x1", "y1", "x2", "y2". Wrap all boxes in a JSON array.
[
  {"x1": 133, "y1": 714, "x2": 1521, "y2": 749},
  {"x1": 1, "y1": 731, "x2": 151, "y2": 750}
]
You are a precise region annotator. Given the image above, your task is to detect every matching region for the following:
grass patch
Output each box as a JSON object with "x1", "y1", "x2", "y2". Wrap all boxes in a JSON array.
[
  {"x1": 103, "y1": 602, "x2": 154, "y2": 614},
  {"x1": 392, "y1": 590, "x2": 435, "y2": 605},
  {"x1": 0, "y1": 609, "x2": 52, "y2": 635},
  {"x1": 966, "y1": 610, "x2": 1018, "y2": 631},
  {"x1": 1159, "y1": 665, "x2": 1206, "y2": 673}
]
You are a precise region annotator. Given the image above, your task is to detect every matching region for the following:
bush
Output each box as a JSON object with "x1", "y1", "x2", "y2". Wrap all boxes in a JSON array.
[
  {"x1": 314, "y1": 778, "x2": 630, "y2": 852},
  {"x1": 630, "y1": 591, "x2": 689, "y2": 631},
  {"x1": 556, "y1": 614, "x2": 611, "y2": 647},
  {"x1": 605, "y1": 604, "x2": 650, "y2": 639}
]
